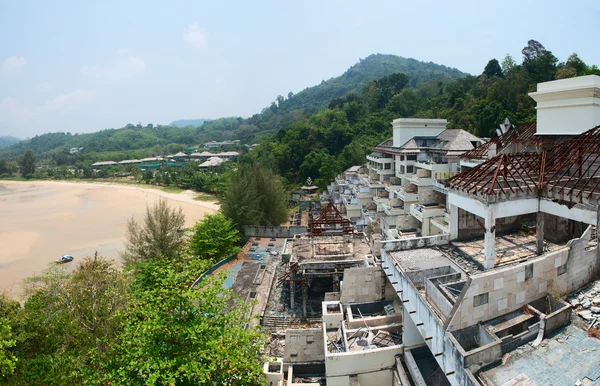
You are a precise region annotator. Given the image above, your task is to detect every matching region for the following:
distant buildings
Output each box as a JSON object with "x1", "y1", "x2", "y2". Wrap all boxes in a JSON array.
[
  {"x1": 204, "y1": 140, "x2": 240, "y2": 148},
  {"x1": 69, "y1": 147, "x2": 83, "y2": 154}
]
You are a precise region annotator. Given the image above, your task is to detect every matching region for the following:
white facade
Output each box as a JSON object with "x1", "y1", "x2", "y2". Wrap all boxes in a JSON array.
[
  {"x1": 392, "y1": 118, "x2": 447, "y2": 147},
  {"x1": 529, "y1": 75, "x2": 600, "y2": 135}
]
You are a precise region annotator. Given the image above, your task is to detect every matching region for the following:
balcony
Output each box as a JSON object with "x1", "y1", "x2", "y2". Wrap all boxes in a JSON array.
[
  {"x1": 383, "y1": 204, "x2": 406, "y2": 216},
  {"x1": 410, "y1": 203, "x2": 446, "y2": 222},
  {"x1": 361, "y1": 177, "x2": 385, "y2": 189},
  {"x1": 430, "y1": 214, "x2": 450, "y2": 234},
  {"x1": 432, "y1": 171, "x2": 459, "y2": 193},
  {"x1": 397, "y1": 188, "x2": 418, "y2": 202},
  {"x1": 366, "y1": 152, "x2": 394, "y2": 163},
  {"x1": 409, "y1": 175, "x2": 433, "y2": 187},
  {"x1": 414, "y1": 160, "x2": 450, "y2": 172}
]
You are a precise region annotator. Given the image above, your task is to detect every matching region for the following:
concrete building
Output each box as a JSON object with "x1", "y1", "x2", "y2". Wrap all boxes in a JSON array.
[
  {"x1": 261, "y1": 75, "x2": 600, "y2": 386},
  {"x1": 204, "y1": 139, "x2": 240, "y2": 148}
]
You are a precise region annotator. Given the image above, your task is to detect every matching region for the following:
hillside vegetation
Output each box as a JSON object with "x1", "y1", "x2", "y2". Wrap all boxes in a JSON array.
[
  {"x1": 0, "y1": 136, "x2": 20, "y2": 149},
  {"x1": 245, "y1": 40, "x2": 600, "y2": 188},
  {"x1": 0, "y1": 54, "x2": 465, "y2": 160}
]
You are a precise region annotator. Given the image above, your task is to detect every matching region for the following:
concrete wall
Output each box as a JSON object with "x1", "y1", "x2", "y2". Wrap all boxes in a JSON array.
[
  {"x1": 340, "y1": 267, "x2": 389, "y2": 304},
  {"x1": 396, "y1": 214, "x2": 420, "y2": 230},
  {"x1": 418, "y1": 186, "x2": 442, "y2": 205},
  {"x1": 244, "y1": 225, "x2": 307, "y2": 238},
  {"x1": 381, "y1": 234, "x2": 449, "y2": 251},
  {"x1": 284, "y1": 328, "x2": 325, "y2": 363},
  {"x1": 543, "y1": 213, "x2": 588, "y2": 244},
  {"x1": 448, "y1": 249, "x2": 569, "y2": 331},
  {"x1": 456, "y1": 208, "x2": 532, "y2": 241},
  {"x1": 382, "y1": 249, "x2": 479, "y2": 386},
  {"x1": 325, "y1": 345, "x2": 402, "y2": 385},
  {"x1": 566, "y1": 225, "x2": 599, "y2": 292}
]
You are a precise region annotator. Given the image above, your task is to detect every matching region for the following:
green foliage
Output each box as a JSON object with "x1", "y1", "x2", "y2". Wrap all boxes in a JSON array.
[
  {"x1": 250, "y1": 40, "x2": 596, "y2": 185},
  {"x1": 188, "y1": 213, "x2": 240, "y2": 263},
  {"x1": 18, "y1": 149, "x2": 37, "y2": 177},
  {"x1": 104, "y1": 258, "x2": 267, "y2": 385},
  {"x1": 0, "y1": 136, "x2": 20, "y2": 149},
  {"x1": 122, "y1": 198, "x2": 186, "y2": 265},
  {"x1": 0, "y1": 317, "x2": 17, "y2": 378},
  {"x1": 222, "y1": 164, "x2": 288, "y2": 232}
]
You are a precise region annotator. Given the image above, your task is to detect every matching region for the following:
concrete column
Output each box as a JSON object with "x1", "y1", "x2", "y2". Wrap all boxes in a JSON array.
[
  {"x1": 302, "y1": 285, "x2": 308, "y2": 318},
  {"x1": 290, "y1": 281, "x2": 295, "y2": 310},
  {"x1": 422, "y1": 218, "x2": 430, "y2": 236},
  {"x1": 449, "y1": 204, "x2": 458, "y2": 240},
  {"x1": 484, "y1": 210, "x2": 496, "y2": 270},
  {"x1": 536, "y1": 212, "x2": 545, "y2": 255}
]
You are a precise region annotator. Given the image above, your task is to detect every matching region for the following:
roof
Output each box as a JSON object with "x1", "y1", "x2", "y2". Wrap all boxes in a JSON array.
[
  {"x1": 139, "y1": 157, "x2": 164, "y2": 162},
  {"x1": 199, "y1": 157, "x2": 227, "y2": 168},
  {"x1": 217, "y1": 151, "x2": 239, "y2": 156},
  {"x1": 118, "y1": 159, "x2": 140, "y2": 164},
  {"x1": 431, "y1": 129, "x2": 482, "y2": 153},
  {"x1": 449, "y1": 124, "x2": 600, "y2": 203},
  {"x1": 172, "y1": 152, "x2": 187, "y2": 157},
  {"x1": 92, "y1": 161, "x2": 118, "y2": 166},
  {"x1": 191, "y1": 151, "x2": 214, "y2": 157},
  {"x1": 460, "y1": 122, "x2": 539, "y2": 160}
]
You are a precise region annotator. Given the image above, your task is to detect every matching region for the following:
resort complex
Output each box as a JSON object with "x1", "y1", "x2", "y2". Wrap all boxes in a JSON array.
[{"x1": 214, "y1": 75, "x2": 600, "y2": 385}]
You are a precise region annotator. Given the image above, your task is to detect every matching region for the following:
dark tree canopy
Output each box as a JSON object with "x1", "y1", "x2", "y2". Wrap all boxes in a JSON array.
[
  {"x1": 483, "y1": 59, "x2": 503, "y2": 78},
  {"x1": 18, "y1": 149, "x2": 37, "y2": 177}
]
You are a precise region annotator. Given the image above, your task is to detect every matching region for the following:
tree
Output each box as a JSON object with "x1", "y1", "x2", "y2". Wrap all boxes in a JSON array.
[
  {"x1": 522, "y1": 39, "x2": 547, "y2": 61},
  {"x1": 122, "y1": 198, "x2": 186, "y2": 265},
  {"x1": 501, "y1": 54, "x2": 517, "y2": 74},
  {"x1": 0, "y1": 317, "x2": 17, "y2": 378},
  {"x1": 19, "y1": 149, "x2": 37, "y2": 177},
  {"x1": 105, "y1": 259, "x2": 267, "y2": 385},
  {"x1": 188, "y1": 213, "x2": 240, "y2": 263},
  {"x1": 483, "y1": 59, "x2": 503, "y2": 78},
  {"x1": 222, "y1": 164, "x2": 288, "y2": 232}
]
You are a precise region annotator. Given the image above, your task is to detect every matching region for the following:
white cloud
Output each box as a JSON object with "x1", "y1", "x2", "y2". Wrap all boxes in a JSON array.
[
  {"x1": 1, "y1": 56, "x2": 25, "y2": 74},
  {"x1": 45, "y1": 90, "x2": 95, "y2": 112},
  {"x1": 81, "y1": 55, "x2": 146, "y2": 81},
  {"x1": 183, "y1": 23, "x2": 207, "y2": 48}
]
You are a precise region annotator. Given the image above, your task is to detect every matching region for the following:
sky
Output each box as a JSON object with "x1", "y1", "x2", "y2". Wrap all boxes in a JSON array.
[{"x1": 1, "y1": 0, "x2": 599, "y2": 138}]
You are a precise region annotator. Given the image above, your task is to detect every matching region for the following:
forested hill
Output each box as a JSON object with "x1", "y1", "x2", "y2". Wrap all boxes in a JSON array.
[
  {"x1": 0, "y1": 54, "x2": 466, "y2": 159},
  {"x1": 245, "y1": 41, "x2": 600, "y2": 188},
  {"x1": 0, "y1": 136, "x2": 20, "y2": 149},
  {"x1": 169, "y1": 119, "x2": 211, "y2": 127}
]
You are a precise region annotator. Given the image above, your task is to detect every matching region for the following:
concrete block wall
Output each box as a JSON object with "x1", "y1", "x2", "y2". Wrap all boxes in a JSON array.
[
  {"x1": 396, "y1": 214, "x2": 420, "y2": 231},
  {"x1": 448, "y1": 248, "x2": 569, "y2": 331},
  {"x1": 418, "y1": 187, "x2": 442, "y2": 204},
  {"x1": 566, "y1": 226, "x2": 599, "y2": 292},
  {"x1": 543, "y1": 213, "x2": 588, "y2": 244},
  {"x1": 284, "y1": 328, "x2": 325, "y2": 363},
  {"x1": 340, "y1": 267, "x2": 388, "y2": 304},
  {"x1": 456, "y1": 209, "x2": 534, "y2": 241}
]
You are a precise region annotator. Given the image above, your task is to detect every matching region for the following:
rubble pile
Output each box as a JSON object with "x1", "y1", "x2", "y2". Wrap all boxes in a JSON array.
[{"x1": 570, "y1": 280, "x2": 600, "y2": 328}]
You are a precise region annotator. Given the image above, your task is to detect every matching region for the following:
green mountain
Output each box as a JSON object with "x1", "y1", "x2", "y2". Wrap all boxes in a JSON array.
[
  {"x1": 169, "y1": 119, "x2": 211, "y2": 128},
  {"x1": 0, "y1": 54, "x2": 467, "y2": 159},
  {"x1": 0, "y1": 136, "x2": 20, "y2": 148}
]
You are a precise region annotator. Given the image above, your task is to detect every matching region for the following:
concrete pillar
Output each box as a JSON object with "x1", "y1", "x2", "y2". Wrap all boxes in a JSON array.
[
  {"x1": 302, "y1": 285, "x2": 308, "y2": 318},
  {"x1": 449, "y1": 204, "x2": 458, "y2": 240},
  {"x1": 290, "y1": 281, "x2": 295, "y2": 310},
  {"x1": 536, "y1": 212, "x2": 545, "y2": 255},
  {"x1": 422, "y1": 218, "x2": 430, "y2": 236},
  {"x1": 484, "y1": 210, "x2": 496, "y2": 270}
]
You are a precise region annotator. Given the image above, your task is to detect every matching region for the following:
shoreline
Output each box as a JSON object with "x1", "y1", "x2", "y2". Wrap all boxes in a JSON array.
[{"x1": 0, "y1": 180, "x2": 219, "y2": 298}]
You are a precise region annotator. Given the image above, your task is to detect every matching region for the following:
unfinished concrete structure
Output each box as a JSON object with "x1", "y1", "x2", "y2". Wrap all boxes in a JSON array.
[{"x1": 263, "y1": 75, "x2": 600, "y2": 386}]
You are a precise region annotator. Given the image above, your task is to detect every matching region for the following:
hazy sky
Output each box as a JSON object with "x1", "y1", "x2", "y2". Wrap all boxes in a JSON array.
[{"x1": 1, "y1": 0, "x2": 599, "y2": 138}]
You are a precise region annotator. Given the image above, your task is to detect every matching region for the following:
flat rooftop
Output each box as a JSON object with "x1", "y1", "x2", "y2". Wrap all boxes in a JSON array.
[
  {"x1": 292, "y1": 235, "x2": 371, "y2": 263},
  {"x1": 389, "y1": 248, "x2": 461, "y2": 272},
  {"x1": 481, "y1": 324, "x2": 600, "y2": 386}
]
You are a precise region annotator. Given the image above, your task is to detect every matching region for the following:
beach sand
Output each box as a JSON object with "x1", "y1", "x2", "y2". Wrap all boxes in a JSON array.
[{"x1": 0, "y1": 180, "x2": 219, "y2": 298}]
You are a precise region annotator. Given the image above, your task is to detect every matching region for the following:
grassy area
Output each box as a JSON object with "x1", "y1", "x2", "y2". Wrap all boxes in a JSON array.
[
  {"x1": 194, "y1": 192, "x2": 218, "y2": 202},
  {"x1": 160, "y1": 185, "x2": 185, "y2": 194}
]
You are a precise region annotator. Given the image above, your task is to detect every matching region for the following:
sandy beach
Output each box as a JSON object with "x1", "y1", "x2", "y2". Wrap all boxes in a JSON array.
[{"x1": 0, "y1": 180, "x2": 219, "y2": 298}]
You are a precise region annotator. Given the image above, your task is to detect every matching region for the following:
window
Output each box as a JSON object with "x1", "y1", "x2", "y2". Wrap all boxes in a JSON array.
[
  {"x1": 525, "y1": 264, "x2": 534, "y2": 280},
  {"x1": 473, "y1": 293, "x2": 489, "y2": 307},
  {"x1": 407, "y1": 155, "x2": 417, "y2": 161},
  {"x1": 557, "y1": 263, "x2": 568, "y2": 276},
  {"x1": 407, "y1": 166, "x2": 414, "y2": 173},
  {"x1": 400, "y1": 156, "x2": 405, "y2": 161},
  {"x1": 384, "y1": 163, "x2": 391, "y2": 170}
]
